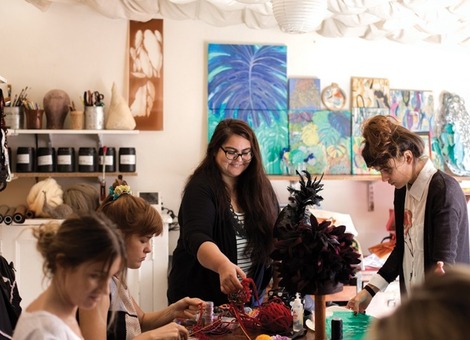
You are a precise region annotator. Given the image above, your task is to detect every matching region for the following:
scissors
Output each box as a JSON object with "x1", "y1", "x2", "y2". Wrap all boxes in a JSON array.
[{"x1": 93, "y1": 91, "x2": 104, "y2": 106}]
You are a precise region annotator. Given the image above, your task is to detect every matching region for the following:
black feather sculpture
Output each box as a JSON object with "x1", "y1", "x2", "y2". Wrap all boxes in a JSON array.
[{"x1": 271, "y1": 170, "x2": 361, "y2": 296}]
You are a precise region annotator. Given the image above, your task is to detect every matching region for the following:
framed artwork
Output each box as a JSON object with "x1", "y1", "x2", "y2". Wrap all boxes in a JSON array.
[
  {"x1": 351, "y1": 107, "x2": 389, "y2": 175},
  {"x1": 288, "y1": 78, "x2": 321, "y2": 110},
  {"x1": 417, "y1": 131, "x2": 432, "y2": 158},
  {"x1": 128, "y1": 19, "x2": 163, "y2": 130},
  {"x1": 288, "y1": 110, "x2": 351, "y2": 175},
  {"x1": 351, "y1": 77, "x2": 390, "y2": 110},
  {"x1": 389, "y1": 89, "x2": 434, "y2": 132},
  {"x1": 321, "y1": 83, "x2": 346, "y2": 111},
  {"x1": 207, "y1": 43, "x2": 288, "y2": 175}
]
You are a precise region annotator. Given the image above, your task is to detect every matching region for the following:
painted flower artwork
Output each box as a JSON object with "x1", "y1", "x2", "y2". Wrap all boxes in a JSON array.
[
  {"x1": 288, "y1": 110, "x2": 351, "y2": 175},
  {"x1": 207, "y1": 43, "x2": 288, "y2": 175}
]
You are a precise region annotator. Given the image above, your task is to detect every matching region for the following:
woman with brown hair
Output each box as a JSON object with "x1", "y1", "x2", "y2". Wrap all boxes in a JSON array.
[
  {"x1": 13, "y1": 214, "x2": 126, "y2": 340},
  {"x1": 347, "y1": 115, "x2": 469, "y2": 314},
  {"x1": 167, "y1": 119, "x2": 280, "y2": 306},
  {"x1": 79, "y1": 177, "x2": 204, "y2": 340}
]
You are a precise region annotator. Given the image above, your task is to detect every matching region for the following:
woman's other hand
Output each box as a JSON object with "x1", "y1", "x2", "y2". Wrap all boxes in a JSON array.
[
  {"x1": 140, "y1": 322, "x2": 189, "y2": 340},
  {"x1": 171, "y1": 297, "x2": 205, "y2": 320},
  {"x1": 218, "y1": 261, "x2": 246, "y2": 294},
  {"x1": 347, "y1": 288, "x2": 375, "y2": 314}
]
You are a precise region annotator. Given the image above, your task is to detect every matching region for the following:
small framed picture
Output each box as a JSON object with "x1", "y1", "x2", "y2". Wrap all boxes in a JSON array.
[
  {"x1": 417, "y1": 131, "x2": 432, "y2": 158},
  {"x1": 138, "y1": 192, "x2": 161, "y2": 205},
  {"x1": 321, "y1": 83, "x2": 346, "y2": 111}
]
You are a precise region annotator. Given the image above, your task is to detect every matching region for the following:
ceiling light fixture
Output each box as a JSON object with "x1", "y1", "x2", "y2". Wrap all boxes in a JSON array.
[{"x1": 272, "y1": 0, "x2": 328, "y2": 34}]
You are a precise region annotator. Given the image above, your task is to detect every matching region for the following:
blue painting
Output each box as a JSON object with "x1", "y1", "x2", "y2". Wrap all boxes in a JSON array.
[{"x1": 208, "y1": 43, "x2": 288, "y2": 175}]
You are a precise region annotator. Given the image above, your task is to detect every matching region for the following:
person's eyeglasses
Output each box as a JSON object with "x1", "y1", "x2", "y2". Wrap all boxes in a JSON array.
[{"x1": 220, "y1": 146, "x2": 253, "y2": 161}]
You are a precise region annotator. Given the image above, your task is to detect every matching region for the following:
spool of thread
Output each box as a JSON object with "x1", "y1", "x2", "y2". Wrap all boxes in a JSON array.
[
  {"x1": 0, "y1": 205, "x2": 9, "y2": 224},
  {"x1": 331, "y1": 317, "x2": 343, "y2": 340},
  {"x1": 16, "y1": 147, "x2": 35, "y2": 172},
  {"x1": 78, "y1": 147, "x2": 97, "y2": 172},
  {"x1": 99, "y1": 147, "x2": 116, "y2": 172},
  {"x1": 25, "y1": 209, "x2": 35, "y2": 219},
  {"x1": 36, "y1": 147, "x2": 56, "y2": 172},
  {"x1": 119, "y1": 147, "x2": 136, "y2": 172},
  {"x1": 13, "y1": 205, "x2": 27, "y2": 224},
  {"x1": 3, "y1": 207, "x2": 16, "y2": 225},
  {"x1": 57, "y1": 147, "x2": 75, "y2": 172},
  {"x1": 201, "y1": 301, "x2": 214, "y2": 326}
]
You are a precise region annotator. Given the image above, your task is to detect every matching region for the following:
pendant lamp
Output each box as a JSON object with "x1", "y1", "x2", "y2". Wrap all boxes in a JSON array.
[{"x1": 272, "y1": 0, "x2": 328, "y2": 34}]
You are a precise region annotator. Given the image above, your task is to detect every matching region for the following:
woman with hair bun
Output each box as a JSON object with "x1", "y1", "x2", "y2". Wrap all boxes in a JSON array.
[
  {"x1": 347, "y1": 115, "x2": 469, "y2": 314},
  {"x1": 13, "y1": 214, "x2": 126, "y2": 340}
]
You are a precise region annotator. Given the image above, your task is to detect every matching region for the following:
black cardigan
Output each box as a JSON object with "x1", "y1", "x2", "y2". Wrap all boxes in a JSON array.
[
  {"x1": 377, "y1": 170, "x2": 469, "y2": 295},
  {"x1": 167, "y1": 173, "x2": 271, "y2": 306}
]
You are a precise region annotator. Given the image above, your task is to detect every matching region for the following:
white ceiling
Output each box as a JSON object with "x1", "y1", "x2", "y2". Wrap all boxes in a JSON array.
[{"x1": 26, "y1": 0, "x2": 470, "y2": 45}]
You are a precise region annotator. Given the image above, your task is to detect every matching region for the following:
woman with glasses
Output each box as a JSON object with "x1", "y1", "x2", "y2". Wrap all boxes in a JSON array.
[
  {"x1": 167, "y1": 119, "x2": 279, "y2": 306},
  {"x1": 347, "y1": 114, "x2": 469, "y2": 314}
]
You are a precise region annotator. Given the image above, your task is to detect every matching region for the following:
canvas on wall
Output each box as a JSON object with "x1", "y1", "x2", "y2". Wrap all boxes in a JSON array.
[
  {"x1": 351, "y1": 77, "x2": 390, "y2": 109},
  {"x1": 128, "y1": 19, "x2": 163, "y2": 130},
  {"x1": 389, "y1": 89, "x2": 434, "y2": 132},
  {"x1": 288, "y1": 78, "x2": 321, "y2": 110},
  {"x1": 288, "y1": 110, "x2": 351, "y2": 175},
  {"x1": 207, "y1": 43, "x2": 288, "y2": 175},
  {"x1": 351, "y1": 107, "x2": 389, "y2": 175}
]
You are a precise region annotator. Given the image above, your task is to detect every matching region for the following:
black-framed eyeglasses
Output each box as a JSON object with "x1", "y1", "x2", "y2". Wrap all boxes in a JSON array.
[{"x1": 220, "y1": 146, "x2": 253, "y2": 161}]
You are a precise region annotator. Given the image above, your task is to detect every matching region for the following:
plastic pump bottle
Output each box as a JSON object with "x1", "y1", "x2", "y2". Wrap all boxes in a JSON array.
[{"x1": 292, "y1": 292, "x2": 304, "y2": 332}]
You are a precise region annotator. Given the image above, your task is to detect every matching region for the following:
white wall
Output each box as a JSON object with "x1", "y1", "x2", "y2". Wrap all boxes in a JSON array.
[{"x1": 2, "y1": 0, "x2": 470, "y2": 252}]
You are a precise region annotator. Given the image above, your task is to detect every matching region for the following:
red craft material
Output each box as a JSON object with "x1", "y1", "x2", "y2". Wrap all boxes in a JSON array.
[{"x1": 189, "y1": 278, "x2": 293, "y2": 339}]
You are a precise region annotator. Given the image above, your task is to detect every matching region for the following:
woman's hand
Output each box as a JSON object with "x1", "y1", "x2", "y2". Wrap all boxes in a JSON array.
[
  {"x1": 218, "y1": 261, "x2": 246, "y2": 294},
  {"x1": 171, "y1": 297, "x2": 205, "y2": 320},
  {"x1": 347, "y1": 288, "x2": 375, "y2": 314},
  {"x1": 138, "y1": 322, "x2": 189, "y2": 340}
]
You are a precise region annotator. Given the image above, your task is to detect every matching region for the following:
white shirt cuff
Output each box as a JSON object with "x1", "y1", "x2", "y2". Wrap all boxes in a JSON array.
[{"x1": 368, "y1": 273, "x2": 389, "y2": 292}]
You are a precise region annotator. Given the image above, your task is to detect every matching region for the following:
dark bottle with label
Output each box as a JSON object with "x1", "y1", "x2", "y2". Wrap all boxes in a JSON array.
[
  {"x1": 16, "y1": 147, "x2": 35, "y2": 172},
  {"x1": 78, "y1": 147, "x2": 97, "y2": 172},
  {"x1": 36, "y1": 147, "x2": 55, "y2": 172},
  {"x1": 119, "y1": 147, "x2": 136, "y2": 172},
  {"x1": 57, "y1": 147, "x2": 75, "y2": 172},
  {"x1": 99, "y1": 147, "x2": 116, "y2": 172}
]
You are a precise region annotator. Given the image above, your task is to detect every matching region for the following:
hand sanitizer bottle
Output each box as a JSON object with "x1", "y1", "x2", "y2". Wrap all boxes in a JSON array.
[{"x1": 292, "y1": 292, "x2": 304, "y2": 332}]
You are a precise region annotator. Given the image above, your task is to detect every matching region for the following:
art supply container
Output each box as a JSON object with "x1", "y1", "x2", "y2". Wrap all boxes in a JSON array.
[
  {"x1": 25, "y1": 109, "x2": 44, "y2": 129},
  {"x1": 4, "y1": 107, "x2": 24, "y2": 129},
  {"x1": 119, "y1": 147, "x2": 136, "y2": 172},
  {"x1": 85, "y1": 106, "x2": 104, "y2": 130},
  {"x1": 99, "y1": 147, "x2": 116, "y2": 172},
  {"x1": 36, "y1": 147, "x2": 55, "y2": 172},
  {"x1": 16, "y1": 147, "x2": 35, "y2": 172},
  {"x1": 57, "y1": 147, "x2": 75, "y2": 172},
  {"x1": 70, "y1": 110, "x2": 84, "y2": 129},
  {"x1": 78, "y1": 147, "x2": 97, "y2": 172},
  {"x1": 201, "y1": 301, "x2": 214, "y2": 326}
]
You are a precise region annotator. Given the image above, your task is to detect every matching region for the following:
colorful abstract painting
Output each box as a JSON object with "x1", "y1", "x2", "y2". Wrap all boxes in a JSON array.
[
  {"x1": 351, "y1": 77, "x2": 390, "y2": 109},
  {"x1": 208, "y1": 43, "x2": 288, "y2": 175},
  {"x1": 288, "y1": 110, "x2": 351, "y2": 175},
  {"x1": 288, "y1": 78, "x2": 321, "y2": 110},
  {"x1": 389, "y1": 89, "x2": 434, "y2": 132},
  {"x1": 351, "y1": 107, "x2": 389, "y2": 175}
]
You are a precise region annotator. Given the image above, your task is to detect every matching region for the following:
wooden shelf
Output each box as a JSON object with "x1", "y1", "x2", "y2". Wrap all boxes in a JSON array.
[
  {"x1": 268, "y1": 174, "x2": 382, "y2": 181},
  {"x1": 11, "y1": 172, "x2": 137, "y2": 178},
  {"x1": 269, "y1": 174, "x2": 470, "y2": 182},
  {"x1": 7, "y1": 129, "x2": 139, "y2": 135}
]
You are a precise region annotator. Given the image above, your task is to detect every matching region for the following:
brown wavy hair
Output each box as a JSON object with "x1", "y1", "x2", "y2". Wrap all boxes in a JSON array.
[
  {"x1": 98, "y1": 177, "x2": 163, "y2": 238},
  {"x1": 187, "y1": 119, "x2": 279, "y2": 265},
  {"x1": 34, "y1": 213, "x2": 126, "y2": 279},
  {"x1": 361, "y1": 115, "x2": 425, "y2": 169}
]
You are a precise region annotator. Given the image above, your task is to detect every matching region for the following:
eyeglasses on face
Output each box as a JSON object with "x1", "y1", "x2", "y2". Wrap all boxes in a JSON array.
[{"x1": 220, "y1": 146, "x2": 253, "y2": 161}]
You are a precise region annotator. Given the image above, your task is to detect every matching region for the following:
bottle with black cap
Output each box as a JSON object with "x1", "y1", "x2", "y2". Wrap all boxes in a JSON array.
[{"x1": 331, "y1": 317, "x2": 343, "y2": 340}]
